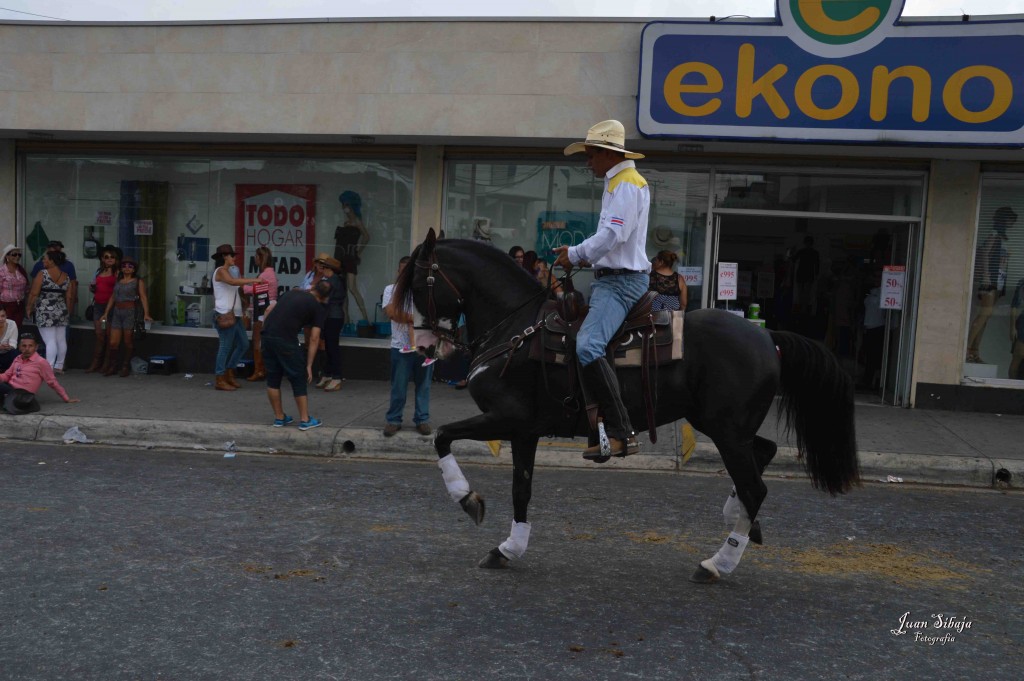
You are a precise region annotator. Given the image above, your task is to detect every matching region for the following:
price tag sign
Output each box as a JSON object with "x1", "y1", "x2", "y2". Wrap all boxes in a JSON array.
[
  {"x1": 881, "y1": 265, "x2": 906, "y2": 310},
  {"x1": 679, "y1": 266, "x2": 703, "y2": 286},
  {"x1": 717, "y1": 262, "x2": 738, "y2": 301}
]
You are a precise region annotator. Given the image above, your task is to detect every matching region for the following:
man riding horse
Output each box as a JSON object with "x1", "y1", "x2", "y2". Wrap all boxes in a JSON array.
[{"x1": 553, "y1": 119, "x2": 650, "y2": 460}]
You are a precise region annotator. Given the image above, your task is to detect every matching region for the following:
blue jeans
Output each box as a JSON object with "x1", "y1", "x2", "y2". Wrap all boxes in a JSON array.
[
  {"x1": 215, "y1": 315, "x2": 249, "y2": 376},
  {"x1": 386, "y1": 348, "x2": 433, "y2": 425},
  {"x1": 577, "y1": 273, "x2": 650, "y2": 366}
]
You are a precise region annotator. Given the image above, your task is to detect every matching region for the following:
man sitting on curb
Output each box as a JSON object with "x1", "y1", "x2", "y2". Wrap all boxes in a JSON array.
[
  {"x1": 0, "y1": 333, "x2": 79, "y2": 414},
  {"x1": 259, "y1": 279, "x2": 331, "y2": 431}
]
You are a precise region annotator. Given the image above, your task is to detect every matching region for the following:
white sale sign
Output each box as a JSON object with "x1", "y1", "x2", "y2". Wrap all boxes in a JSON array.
[
  {"x1": 717, "y1": 262, "x2": 738, "y2": 301},
  {"x1": 881, "y1": 265, "x2": 906, "y2": 310}
]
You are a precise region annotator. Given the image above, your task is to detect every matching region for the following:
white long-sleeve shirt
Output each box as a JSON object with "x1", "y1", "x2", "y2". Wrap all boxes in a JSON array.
[{"x1": 568, "y1": 160, "x2": 651, "y2": 273}]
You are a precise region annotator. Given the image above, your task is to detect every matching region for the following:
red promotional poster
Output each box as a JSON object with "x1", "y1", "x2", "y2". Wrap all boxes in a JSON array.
[{"x1": 235, "y1": 184, "x2": 317, "y2": 294}]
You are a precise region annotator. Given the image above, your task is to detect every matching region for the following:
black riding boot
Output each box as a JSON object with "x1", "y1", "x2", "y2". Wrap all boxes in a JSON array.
[{"x1": 581, "y1": 357, "x2": 639, "y2": 460}]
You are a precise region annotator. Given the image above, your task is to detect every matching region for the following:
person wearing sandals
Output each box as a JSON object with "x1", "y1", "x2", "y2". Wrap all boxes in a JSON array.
[
  {"x1": 210, "y1": 244, "x2": 262, "y2": 392},
  {"x1": 259, "y1": 280, "x2": 332, "y2": 430},
  {"x1": 25, "y1": 250, "x2": 72, "y2": 373},
  {"x1": 311, "y1": 253, "x2": 346, "y2": 392},
  {"x1": 98, "y1": 256, "x2": 152, "y2": 377},
  {"x1": 241, "y1": 246, "x2": 278, "y2": 382},
  {"x1": 85, "y1": 245, "x2": 120, "y2": 373}
]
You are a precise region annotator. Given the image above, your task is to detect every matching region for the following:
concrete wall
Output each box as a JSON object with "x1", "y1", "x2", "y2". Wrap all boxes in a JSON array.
[
  {"x1": 412, "y1": 145, "x2": 444, "y2": 243},
  {"x1": 910, "y1": 160, "x2": 981, "y2": 401},
  {"x1": 0, "y1": 20, "x2": 643, "y2": 141}
]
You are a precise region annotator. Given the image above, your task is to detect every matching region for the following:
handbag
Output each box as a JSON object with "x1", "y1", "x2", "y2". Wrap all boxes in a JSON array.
[
  {"x1": 216, "y1": 289, "x2": 239, "y2": 329},
  {"x1": 85, "y1": 304, "x2": 95, "y2": 321}
]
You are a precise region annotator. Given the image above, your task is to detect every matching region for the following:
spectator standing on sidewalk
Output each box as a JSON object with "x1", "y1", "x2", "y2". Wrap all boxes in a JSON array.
[
  {"x1": 85, "y1": 245, "x2": 120, "y2": 373},
  {"x1": 1, "y1": 244, "x2": 29, "y2": 328},
  {"x1": 0, "y1": 307, "x2": 18, "y2": 373},
  {"x1": 30, "y1": 241, "x2": 78, "y2": 318},
  {"x1": 382, "y1": 256, "x2": 433, "y2": 437},
  {"x1": 210, "y1": 244, "x2": 262, "y2": 392},
  {"x1": 98, "y1": 256, "x2": 152, "y2": 378},
  {"x1": 312, "y1": 253, "x2": 346, "y2": 392},
  {"x1": 25, "y1": 250, "x2": 72, "y2": 373},
  {"x1": 242, "y1": 246, "x2": 278, "y2": 382},
  {"x1": 0, "y1": 332, "x2": 79, "y2": 414},
  {"x1": 259, "y1": 281, "x2": 332, "y2": 431}
]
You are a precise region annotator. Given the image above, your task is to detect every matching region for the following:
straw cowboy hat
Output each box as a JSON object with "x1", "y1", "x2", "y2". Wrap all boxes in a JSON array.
[
  {"x1": 563, "y1": 119, "x2": 645, "y2": 159},
  {"x1": 314, "y1": 252, "x2": 342, "y2": 272},
  {"x1": 651, "y1": 227, "x2": 681, "y2": 250}
]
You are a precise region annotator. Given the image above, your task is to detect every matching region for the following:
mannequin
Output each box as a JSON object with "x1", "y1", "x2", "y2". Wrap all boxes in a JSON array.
[
  {"x1": 334, "y1": 191, "x2": 370, "y2": 322},
  {"x1": 967, "y1": 206, "x2": 1017, "y2": 363}
]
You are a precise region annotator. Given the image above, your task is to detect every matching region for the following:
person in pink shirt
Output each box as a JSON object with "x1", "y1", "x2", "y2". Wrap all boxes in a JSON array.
[
  {"x1": 241, "y1": 246, "x2": 279, "y2": 382},
  {"x1": 0, "y1": 333, "x2": 79, "y2": 414}
]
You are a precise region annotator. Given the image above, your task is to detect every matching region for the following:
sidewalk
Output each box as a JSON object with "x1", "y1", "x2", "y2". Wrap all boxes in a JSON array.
[{"x1": 2, "y1": 370, "x2": 1023, "y2": 490}]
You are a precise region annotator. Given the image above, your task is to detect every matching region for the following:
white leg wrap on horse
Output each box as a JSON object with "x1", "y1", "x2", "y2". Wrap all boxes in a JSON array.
[
  {"x1": 438, "y1": 454, "x2": 470, "y2": 503},
  {"x1": 707, "y1": 532, "x2": 750, "y2": 575},
  {"x1": 498, "y1": 521, "x2": 532, "y2": 560}
]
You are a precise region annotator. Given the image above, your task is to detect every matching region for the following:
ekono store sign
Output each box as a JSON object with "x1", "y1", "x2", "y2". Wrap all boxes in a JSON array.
[{"x1": 638, "y1": 1, "x2": 1024, "y2": 145}]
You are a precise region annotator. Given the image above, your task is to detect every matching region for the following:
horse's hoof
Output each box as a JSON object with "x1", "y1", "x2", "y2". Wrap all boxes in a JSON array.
[
  {"x1": 749, "y1": 520, "x2": 763, "y2": 545},
  {"x1": 582, "y1": 453, "x2": 611, "y2": 464},
  {"x1": 478, "y1": 548, "x2": 509, "y2": 569},
  {"x1": 689, "y1": 564, "x2": 720, "y2": 584},
  {"x1": 459, "y1": 491, "x2": 486, "y2": 526}
]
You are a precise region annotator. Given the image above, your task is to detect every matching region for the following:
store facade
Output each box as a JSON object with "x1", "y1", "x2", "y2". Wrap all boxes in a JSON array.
[{"x1": 1, "y1": 8, "x2": 1022, "y2": 409}]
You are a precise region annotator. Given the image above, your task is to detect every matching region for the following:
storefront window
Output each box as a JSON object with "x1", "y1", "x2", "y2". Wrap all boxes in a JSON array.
[
  {"x1": 444, "y1": 160, "x2": 709, "y2": 308},
  {"x1": 21, "y1": 154, "x2": 414, "y2": 330},
  {"x1": 965, "y1": 176, "x2": 1024, "y2": 381}
]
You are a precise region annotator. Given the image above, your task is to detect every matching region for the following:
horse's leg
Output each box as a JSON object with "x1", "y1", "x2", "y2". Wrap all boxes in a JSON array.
[
  {"x1": 435, "y1": 411, "x2": 531, "y2": 527},
  {"x1": 479, "y1": 435, "x2": 539, "y2": 569},
  {"x1": 691, "y1": 432, "x2": 768, "y2": 584},
  {"x1": 722, "y1": 435, "x2": 777, "y2": 545}
]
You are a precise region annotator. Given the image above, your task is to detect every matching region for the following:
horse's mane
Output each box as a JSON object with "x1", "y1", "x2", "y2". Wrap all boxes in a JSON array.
[{"x1": 388, "y1": 238, "x2": 540, "y2": 318}]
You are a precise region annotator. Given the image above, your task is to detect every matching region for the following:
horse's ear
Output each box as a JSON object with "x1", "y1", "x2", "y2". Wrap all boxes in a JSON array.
[{"x1": 421, "y1": 228, "x2": 437, "y2": 257}]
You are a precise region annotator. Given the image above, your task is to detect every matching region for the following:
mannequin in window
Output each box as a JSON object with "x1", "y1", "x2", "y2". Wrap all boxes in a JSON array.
[
  {"x1": 334, "y1": 191, "x2": 370, "y2": 322},
  {"x1": 966, "y1": 206, "x2": 1017, "y2": 364}
]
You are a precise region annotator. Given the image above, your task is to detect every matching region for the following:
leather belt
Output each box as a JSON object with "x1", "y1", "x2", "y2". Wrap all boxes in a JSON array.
[{"x1": 594, "y1": 268, "x2": 645, "y2": 279}]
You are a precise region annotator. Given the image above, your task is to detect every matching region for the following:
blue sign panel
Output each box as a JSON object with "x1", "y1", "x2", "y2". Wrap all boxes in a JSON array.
[{"x1": 638, "y1": 2, "x2": 1024, "y2": 145}]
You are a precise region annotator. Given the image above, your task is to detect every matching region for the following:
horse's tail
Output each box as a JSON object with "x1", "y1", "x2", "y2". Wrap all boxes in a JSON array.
[{"x1": 769, "y1": 330, "x2": 860, "y2": 495}]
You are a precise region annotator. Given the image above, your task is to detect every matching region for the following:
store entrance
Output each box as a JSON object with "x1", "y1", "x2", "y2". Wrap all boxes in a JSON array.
[{"x1": 709, "y1": 214, "x2": 919, "y2": 405}]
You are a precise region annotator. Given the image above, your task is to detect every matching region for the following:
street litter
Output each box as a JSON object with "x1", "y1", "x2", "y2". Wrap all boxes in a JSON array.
[
  {"x1": 192, "y1": 445, "x2": 207, "y2": 450},
  {"x1": 184, "y1": 373, "x2": 194, "y2": 380},
  {"x1": 62, "y1": 426, "x2": 94, "y2": 444},
  {"x1": 224, "y1": 452, "x2": 236, "y2": 458},
  {"x1": 224, "y1": 441, "x2": 237, "y2": 452},
  {"x1": 883, "y1": 475, "x2": 904, "y2": 483}
]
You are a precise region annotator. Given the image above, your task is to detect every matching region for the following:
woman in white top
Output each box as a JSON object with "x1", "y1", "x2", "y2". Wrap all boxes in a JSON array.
[{"x1": 210, "y1": 244, "x2": 261, "y2": 392}]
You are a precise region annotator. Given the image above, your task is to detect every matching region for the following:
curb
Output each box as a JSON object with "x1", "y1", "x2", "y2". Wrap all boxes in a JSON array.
[{"x1": 1, "y1": 414, "x2": 1017, "y2": 490}]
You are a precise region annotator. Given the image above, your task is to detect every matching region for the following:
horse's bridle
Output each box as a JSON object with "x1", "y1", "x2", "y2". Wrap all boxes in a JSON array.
[
  {"x1": 414, "y1": 252, "x2": 471, "y2": 353},
  {"x1": 414, "y1": 248, "x2": 583, "y2": 358}
]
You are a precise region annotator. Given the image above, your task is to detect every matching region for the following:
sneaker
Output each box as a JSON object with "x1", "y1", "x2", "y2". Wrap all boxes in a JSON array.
[
  {"x1": 399, "y1": 345, "x2": 417, "y2": 354},
  {"x1": 416, "y1": 423, "x2": 432, "y2": 435},
  {"x1": 299, "y1": 417, "x2": 322, "y2": 431},
  {"x1": 272, "y1": 415, "x2": 294, "y2": 428},
  {"x1": 315, "y1": 376, "x2": 331, "y2": 389},
  {"x1": 323, "y1": 378, "x2": 342, "y2": 392},
  {"x1": 383, "y1": 423, "x2": 400, "y2": 437},
  {"x1": 422, "y1": 357, "x2": 436, "y2": 367}
]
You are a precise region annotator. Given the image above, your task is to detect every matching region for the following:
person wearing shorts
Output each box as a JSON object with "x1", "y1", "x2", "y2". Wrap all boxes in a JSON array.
[{"x1": 260, "y1": 280, "x2": 331, "y2": 431}]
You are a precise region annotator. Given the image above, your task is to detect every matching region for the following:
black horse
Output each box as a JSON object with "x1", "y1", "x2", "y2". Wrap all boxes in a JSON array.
[{"x1": 395, "y1": 230, "x2": 859, "y2": 582}]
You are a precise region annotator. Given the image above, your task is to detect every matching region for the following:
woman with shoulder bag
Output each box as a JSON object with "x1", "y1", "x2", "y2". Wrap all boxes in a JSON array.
[
  {"x1": 211, "y1": 244, "x2": 261, "y2": 392},
  {"x1": 1, "y1": 244, "x2": 30, "y2": 328},
  {"x1": 85, "y1": 245, "x2": 120, "y2": 373},
  {"x1": 98, "y1": 255, "x2": 152, "y2": 377}
]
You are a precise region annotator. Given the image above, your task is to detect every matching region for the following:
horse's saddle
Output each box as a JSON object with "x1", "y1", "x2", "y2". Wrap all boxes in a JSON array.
[{"x1": 528, "y1": 290, "x2": 684, "y2": 368}]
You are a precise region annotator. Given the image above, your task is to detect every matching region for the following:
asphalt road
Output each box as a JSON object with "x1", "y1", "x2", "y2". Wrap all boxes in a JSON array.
[{"x1": 1, "y1": 442, "x2": 1022, "y2": 680}]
